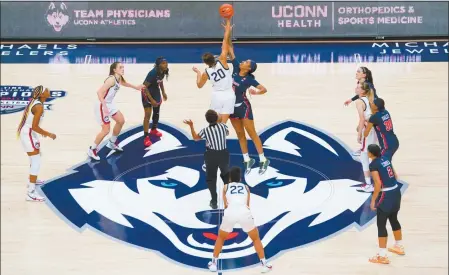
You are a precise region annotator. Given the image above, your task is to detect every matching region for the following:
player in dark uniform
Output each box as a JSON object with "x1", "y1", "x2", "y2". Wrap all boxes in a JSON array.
[
  {"x1": 225, "y1": 45, "x2": 270, "y2": 175},
  {"x1": 142, "y1": 57, "x2": 169, "y2": 147},
  {"x1": 364, "y1": 98, "x2": 399, "y2": 161},
  {"x1": 368, "y1": 144, "x2": 405, "y2": 265}
]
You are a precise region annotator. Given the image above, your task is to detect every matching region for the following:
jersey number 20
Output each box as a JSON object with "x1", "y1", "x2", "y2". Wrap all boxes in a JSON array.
[
  {"x1": 230, "y1": 185, "x2": 244, "y2": 194},
  {"x1": 211, "y1": 69, "x2": 226, "y2": 82}
]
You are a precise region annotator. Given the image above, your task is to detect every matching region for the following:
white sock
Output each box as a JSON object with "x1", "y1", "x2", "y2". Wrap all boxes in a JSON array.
[
  {"x1": 365, "y1": 176, "x2": 372, "y2": 186},
  {"x1": 212, "y1": 257, "x2": 217, "y2": 264},
  {"x1": 91, "y1": 144, "x2": 97, "y2": 150},
  {"x1": 379, "y1": 248, "x2": 387, "y2": 257},
  {"x1": 28, "y1": 182, "x2": 36, "y2": 193},
  {"x1": 243, "y1": 153, "x2": 250, "y2": 162},
  {"x1": 110, "y1": 135, "x2": 117, "y2": 143},
  {"x1": 260, "y1": 258, "x2": 267, "y2": 265},
  {"x1": 395, "y1": 240, "x2": 402, "y2": 246},
  {"x1": 259, "y1": 153, "x2": 266, "y2": 162}
]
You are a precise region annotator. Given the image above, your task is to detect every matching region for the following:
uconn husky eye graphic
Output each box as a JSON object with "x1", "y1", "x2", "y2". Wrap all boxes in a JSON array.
[{"x1": 41, "y1": 121, "x2": 407, "y2": 271}]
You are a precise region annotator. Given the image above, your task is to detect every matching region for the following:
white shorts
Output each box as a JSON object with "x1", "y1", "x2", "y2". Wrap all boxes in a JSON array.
[
  {"x1": 20, "y1": 128, "x2": 40, "y2": 153},
  {"x1": 220, "y1": 206, "x2": 256, "y2": 233},
  {"x1": 94, "y1": 101, "x2": 119, "y2": 125},
  {"x1": 210, "y1": 91, "x2": 236, "y2": 115},
  {"x1": 361, "y1": 127, "x2": 378, "y2": 153}
]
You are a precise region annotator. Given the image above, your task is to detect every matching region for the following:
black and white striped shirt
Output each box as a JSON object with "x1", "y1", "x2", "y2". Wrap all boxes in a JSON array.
[{"x1": 198, "y1": 123, "x2": 229, "y2": 150}]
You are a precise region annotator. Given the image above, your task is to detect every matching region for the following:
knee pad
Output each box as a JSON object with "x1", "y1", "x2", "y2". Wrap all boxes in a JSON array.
[
  {"x1": 30, "y1": 154, "x2": 41, "y2": 176},
  {"x1": 360, "y1": 151, "x2": 370, "y2": 172}
]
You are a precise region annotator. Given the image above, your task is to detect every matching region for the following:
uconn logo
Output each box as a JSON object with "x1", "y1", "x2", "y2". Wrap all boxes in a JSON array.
[{"x1": 41, "y1": 121, "x2": 407, "y2": 271}]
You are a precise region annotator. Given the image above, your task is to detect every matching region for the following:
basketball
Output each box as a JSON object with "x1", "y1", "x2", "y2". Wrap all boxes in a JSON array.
[{"x1": 219, "y1": 4, "x2": 234, "y2": 19}]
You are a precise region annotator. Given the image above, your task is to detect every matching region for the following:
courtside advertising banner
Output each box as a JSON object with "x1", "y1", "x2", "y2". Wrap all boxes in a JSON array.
[{"x1": 1, "y1": 1, "x2": 447, "y2": 39}]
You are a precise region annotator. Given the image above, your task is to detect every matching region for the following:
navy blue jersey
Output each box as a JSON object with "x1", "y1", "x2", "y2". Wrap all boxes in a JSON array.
[
  {"x1": 369, "y1": 157, "x2": 397, "y2": 188},
  {"x1": 143, "y1": 68, "x2": 164, "y2": 98},
  {"x1": 369, "y1": 110, "x2": 398, "y2": 150},
  {"x1": 231, "y1": 59, "x2": 260, "y2": 104}
]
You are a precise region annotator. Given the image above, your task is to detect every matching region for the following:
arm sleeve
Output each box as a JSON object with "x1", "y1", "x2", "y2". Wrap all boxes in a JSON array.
[{"x1": 231, "y1": 59, "x2": 240, "y2": 74}]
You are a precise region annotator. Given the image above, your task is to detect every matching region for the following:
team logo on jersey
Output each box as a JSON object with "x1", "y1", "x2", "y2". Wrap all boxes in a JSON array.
[
  {"x1": 41, "y1": 121, "x2": 407, "y2": 271},
  {"x1": 0, "y1": 85, "x2": 67, "y2": 115}
]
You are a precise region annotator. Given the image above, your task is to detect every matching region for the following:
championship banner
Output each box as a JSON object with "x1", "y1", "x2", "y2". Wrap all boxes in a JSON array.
[{"x1": 1, "y1": 2, "x2": 447, "y2": 39}]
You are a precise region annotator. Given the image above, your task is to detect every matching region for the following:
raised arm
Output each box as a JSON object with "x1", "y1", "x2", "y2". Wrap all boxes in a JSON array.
[
  {"x1": 192, "y1": 67, "x2": 209, "y2": 89},
  {"x1": 183, "y1": 119, "x2": 202, "y2": 141},
  {"x1": 218, "y1": 19, "x2": 232, "y2": 68}
]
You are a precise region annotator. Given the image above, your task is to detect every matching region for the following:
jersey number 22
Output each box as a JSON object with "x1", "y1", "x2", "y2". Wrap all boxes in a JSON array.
[{"x1": 230, "y1": 185, "x2": 244, "y2": 194}]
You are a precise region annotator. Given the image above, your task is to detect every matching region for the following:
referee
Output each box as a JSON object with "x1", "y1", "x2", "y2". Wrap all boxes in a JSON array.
[{"x1": 183, "y1": 109, "x2": 229, "y2": 209}]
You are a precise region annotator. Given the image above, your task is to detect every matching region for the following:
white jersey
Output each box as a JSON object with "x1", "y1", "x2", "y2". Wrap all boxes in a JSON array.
[
  {"x1": 205, "y1": 60, "x2": 233, "y2": 93},
  {"x1": 21, "y1": 100, "x2": 43, "y2": 134},
  {"x1": 104, "y1": 75, "x2": 121, "y2": 103},
  {"x1": 360, "y1": 96, "x2": 372, "y2": 120},
  {"x1": 226, "y1": 182, "x2": 249, "y2": 208}
]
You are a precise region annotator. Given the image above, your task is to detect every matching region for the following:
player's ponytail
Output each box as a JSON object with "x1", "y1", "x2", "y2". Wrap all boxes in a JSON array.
[
  {"x1": 361, "y1": 67, "x2": 374, "y2": 85},
  {"x1": 16, "y1": 86, "x2": 43, "y2": 139}
]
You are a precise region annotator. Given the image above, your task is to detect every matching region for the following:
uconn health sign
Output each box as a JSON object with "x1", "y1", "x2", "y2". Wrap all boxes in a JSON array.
[{"x1": 1, "y1": 1, "x2": 448, "y2": 39}]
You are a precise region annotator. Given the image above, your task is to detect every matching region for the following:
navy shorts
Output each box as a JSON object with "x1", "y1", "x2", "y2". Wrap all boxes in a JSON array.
[
  {"x1": 381, "y1": 138, "x2": 399, "y2": 161},
  {"x1": 376, "y1": 188, "x2": 401, "y2": 214},
  {"x1": 230, "y1": 101, "x2": 253, "y2": 120},
  {"x1": 142, "y1": 90, "x2": 161, "y2": 108}
]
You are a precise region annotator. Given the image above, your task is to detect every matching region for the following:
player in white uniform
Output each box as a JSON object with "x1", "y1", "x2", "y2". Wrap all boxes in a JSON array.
[
  {"x1": 17, "y1": 86, "x2": 57, "y2": 202},
  {"x1": 208, "y1": 167, "x2": 272, "y2": 273},
  {"x1": 355, "y1": 81, "x2": 378, "y2": 193},
  {"x1": 192, "y1": 18, "x2": 234, "y2": 124},
  {"x1": 88, "y1": 62, "x2": 144, "y2": 161}
]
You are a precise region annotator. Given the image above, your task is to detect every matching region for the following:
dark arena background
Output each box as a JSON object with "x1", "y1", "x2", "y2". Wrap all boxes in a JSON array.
[{"x1": 1, "y1": 1, "x2": 448, "y2": 275}]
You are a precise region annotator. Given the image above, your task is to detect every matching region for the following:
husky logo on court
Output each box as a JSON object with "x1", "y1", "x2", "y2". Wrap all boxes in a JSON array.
[
  {"x1": 41, "y1": 121, "x2": 407, "y2": 271},
  {"x1": 0, "y1": 86, "x2": 67, "y2": 115}
]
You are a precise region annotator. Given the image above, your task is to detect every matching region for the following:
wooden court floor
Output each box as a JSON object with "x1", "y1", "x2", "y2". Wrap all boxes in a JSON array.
[{"x1": 1, "y1": 61, "x2": 448, "y2": 275}]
